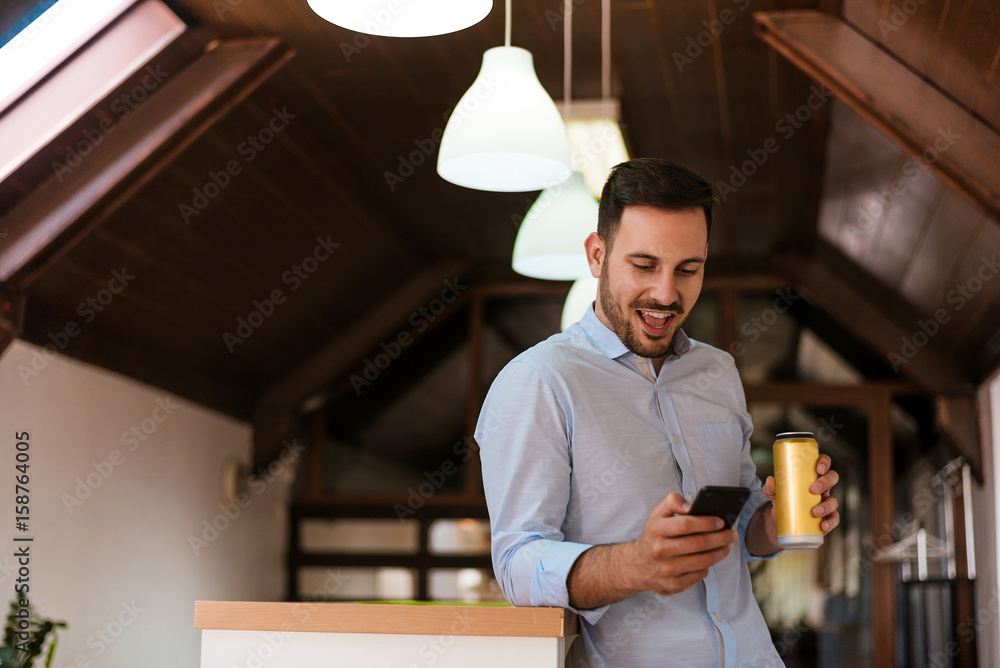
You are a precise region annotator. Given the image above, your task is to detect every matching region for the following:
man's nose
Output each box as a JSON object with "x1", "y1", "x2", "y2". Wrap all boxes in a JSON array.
[{"x1": 648, "y1": 273, "x2": 678, "y2": 306}]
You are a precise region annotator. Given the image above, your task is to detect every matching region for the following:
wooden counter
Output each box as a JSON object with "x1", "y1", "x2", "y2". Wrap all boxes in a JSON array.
[{"x1": 195, "y1": 601, "x2": 577, "y2": 667}]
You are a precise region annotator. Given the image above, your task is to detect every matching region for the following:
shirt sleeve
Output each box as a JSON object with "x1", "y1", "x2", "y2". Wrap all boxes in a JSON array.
[
  {"x1": 733, "y1": 364, "x2": 780, "y2": 563},
  {"x1": 476, "y1": 359, "x2": 608, "y2": 623}
]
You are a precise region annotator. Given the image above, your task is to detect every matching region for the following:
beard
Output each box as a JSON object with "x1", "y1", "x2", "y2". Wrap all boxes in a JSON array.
[{"x1": 598, "y1": 259, "x2": 686, "y2": 359}]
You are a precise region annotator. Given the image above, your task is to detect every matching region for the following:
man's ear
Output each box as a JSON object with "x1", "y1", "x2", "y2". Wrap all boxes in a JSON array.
[{"x1": 584, "y1": 232, "x2": 604, "y2": 278}]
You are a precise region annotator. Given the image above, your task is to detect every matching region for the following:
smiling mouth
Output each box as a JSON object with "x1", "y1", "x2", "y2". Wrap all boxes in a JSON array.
[{"x1": 638, "y1": 309, "x2": 675, "y2": 333}]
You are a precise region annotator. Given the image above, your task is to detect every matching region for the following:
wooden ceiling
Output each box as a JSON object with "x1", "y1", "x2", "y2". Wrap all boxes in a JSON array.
[{"x1": 2, "y1": 0, "x2": 999, "y2": 464}]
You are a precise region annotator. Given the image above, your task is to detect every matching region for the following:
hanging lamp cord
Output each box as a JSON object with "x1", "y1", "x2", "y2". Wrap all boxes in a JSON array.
[
  {"x1": 564, "y1": 0, "x2": 572, "y2": 117},
  {"x1": 602, "y1": 0, "x2": 610, "y2": 102},
  {"x1": 505, "y1": 0, "x2": 511, "y2": 47}
]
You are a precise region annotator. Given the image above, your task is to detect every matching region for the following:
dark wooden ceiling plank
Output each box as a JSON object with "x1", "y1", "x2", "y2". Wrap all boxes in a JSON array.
[
  {"x1": 939, "y1": 216, "x2": 1000, "y2": 353},
  {"x1": 124, "y1": 196, "x2": 285, "y2": 293},
  {"x1": 239, "y1": 99, "x2": 415, "y2": 264},
  {"x1": 92, "y1": 227, "x2": 244, "y2": 312},
  {"x1": 0, "y1": 38, "x2": 294, "y2": 287},
  {"x1": 754, "y1": 10, "x2": 1000, "y2": 224},
  {"x1": 867, "y1": 174, "x2": 942, "y2": 292},
  {"x1": 19, "y1": 297, "x2": 257, "y2": 417},
  {"x1": 876, "y1": 0, "x2": 950, "y2": 77},
  {"x1": 898, "y1": 188, "x2": 982, "y2": 309},
  {"x1": 889, "y1": 182, "x2": 943, "y2": 294},
  {"x1": 45, "y1": 255, "x2": 229, "y2": 344},
  {"x1": 644, "y1": 5, "x2": 690, "y2": 165},
  {"x1": 976, "y1": 42, "x2": 1000, "y2": 126},
  {"x1": 840, "y1": 0, "x2": 882, "y2": 37},
  {"x1": 924, "y1": 0, "x2": 1000, "y2": 126}
]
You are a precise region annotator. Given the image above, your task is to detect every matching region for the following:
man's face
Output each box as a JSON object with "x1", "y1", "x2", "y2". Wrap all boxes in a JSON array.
[{"x1": 585, "y1": 205, "x2": 708, "y2": 360}]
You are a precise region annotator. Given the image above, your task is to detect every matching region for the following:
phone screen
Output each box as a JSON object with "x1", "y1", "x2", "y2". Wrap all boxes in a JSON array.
[{"x1": 687, "y1": 485, "x2": 751, "y2": 528}]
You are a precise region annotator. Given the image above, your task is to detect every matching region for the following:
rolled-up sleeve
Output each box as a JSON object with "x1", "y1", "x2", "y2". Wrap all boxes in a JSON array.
[
  {"x1": 735, "y1": 371, "x2": 780, "y2": 563},
  {"x1": 476, "y1": 360, "x2": 600, "y2": 615}
]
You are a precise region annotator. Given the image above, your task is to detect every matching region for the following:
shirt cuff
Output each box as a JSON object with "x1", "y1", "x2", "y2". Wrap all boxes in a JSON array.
[
  {"x1": 529, "y1": 540, "x2": 610, "y2": 625},
  {"x1": 739, "y1": 489, "x2": 780, "y2": 562}
]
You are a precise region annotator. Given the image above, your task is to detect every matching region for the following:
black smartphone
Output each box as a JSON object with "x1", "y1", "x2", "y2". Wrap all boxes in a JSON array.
[{"x1": 686, "y1": 485, "x2": 751, "y2": 528}]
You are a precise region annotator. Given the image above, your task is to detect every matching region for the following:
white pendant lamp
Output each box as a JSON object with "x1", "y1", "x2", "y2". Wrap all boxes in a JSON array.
[
  {"x1": 307, "y1": 0, "x2": 492, "y2": 38},
  {"x1": 512, "y1": 171, "x2": 597, "y2": 279},
  {"x1": 511, "y1": 0, "x2": 595, "y2": 279},
  {"x1": 437, "y1": 1, "x2": 571, "y2": 192},
  {"x1": 561, "y1": 274, "x2": 598, "y2": 331}
]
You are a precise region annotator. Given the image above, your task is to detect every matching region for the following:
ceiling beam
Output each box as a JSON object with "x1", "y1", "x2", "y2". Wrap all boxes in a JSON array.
[
  {"x1": 773, "y1": 248, "x2": 982, "y2": 478},
  {"x1": 754, "y1": 10, "x2": 1000, "y2": 224},
  {"x1": 253, "y1": 259, "x2": 471, "y2": 469},
  {"x1": 0, "y1": 37, "x2": 294, "y2": 285}
]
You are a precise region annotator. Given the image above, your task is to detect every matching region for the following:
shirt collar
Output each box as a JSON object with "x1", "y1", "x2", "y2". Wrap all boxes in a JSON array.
[{"x1": 578, "y1": 302, "x2": 693, "y2": 360}]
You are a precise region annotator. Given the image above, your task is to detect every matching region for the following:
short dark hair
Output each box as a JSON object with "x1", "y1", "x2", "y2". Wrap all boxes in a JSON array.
[{"x1": 597, "y1": 158, "x2": 715, "y2": 250}]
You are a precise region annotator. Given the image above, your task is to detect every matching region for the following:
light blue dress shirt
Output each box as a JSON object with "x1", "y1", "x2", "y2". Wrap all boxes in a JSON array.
[{"x1": 477, "y1": 305, "x2": 783, "y2": 668}]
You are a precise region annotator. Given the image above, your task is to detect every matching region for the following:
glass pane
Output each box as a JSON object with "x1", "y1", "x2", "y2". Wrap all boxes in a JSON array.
[
  {"x1": 298, "y1": 566, "x2": 414, "y2": 601},
  {"x1": 684, "y1": 290, "x2": 718, "y2": 346},
  {"x1": 300, "y1": 518, "x2": 419, "y2": 553},
  {"x1": 428, "y1": 518, "x2": 490, "y2": 555},
  {"x1": 428, "y1": 568, "x2": 505, "y2": 602},
  {"x1": 737, "y1": 289, "x2": 800, "y2": 383}
]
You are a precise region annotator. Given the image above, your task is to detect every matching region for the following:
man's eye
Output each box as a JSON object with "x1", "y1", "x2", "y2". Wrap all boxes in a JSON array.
[
  {"x1": 632, "y1": 264, "x2": 654, "y2": 272},
  {"x1": 678, "y1": 268, "x2": 699, "y2": 276}
]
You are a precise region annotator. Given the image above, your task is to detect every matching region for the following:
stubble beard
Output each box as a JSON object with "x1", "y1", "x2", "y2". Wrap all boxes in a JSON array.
[{"x1": 598, "y1": 259, "x2": 685, "y2": 359}]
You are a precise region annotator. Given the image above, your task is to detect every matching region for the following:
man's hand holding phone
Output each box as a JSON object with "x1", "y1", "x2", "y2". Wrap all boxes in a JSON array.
[{"x1": 628, "y1": 490, "x2": 741, "y2": 597}]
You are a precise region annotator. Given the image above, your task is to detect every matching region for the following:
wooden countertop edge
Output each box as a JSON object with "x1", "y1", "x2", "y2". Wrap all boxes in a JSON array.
[{"x1": 194, "y1": 602, "x2": 578, "y2": 638}]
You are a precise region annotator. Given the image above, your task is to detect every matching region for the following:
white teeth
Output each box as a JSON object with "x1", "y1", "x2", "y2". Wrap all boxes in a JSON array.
[{"x1": 641, "y1": 311, "x2": 671, "y2": 318}]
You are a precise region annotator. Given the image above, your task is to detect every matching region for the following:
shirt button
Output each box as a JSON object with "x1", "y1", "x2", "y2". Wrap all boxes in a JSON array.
[
  {"x1": 673, "y1": 435, "x2": 679, "y2": 443},
  {"x1": 714, "y1": 613, "x2": 722, "y2": 621},
  {"x1": 687, "y1": 493, "x2": 694, "y2": 502}
]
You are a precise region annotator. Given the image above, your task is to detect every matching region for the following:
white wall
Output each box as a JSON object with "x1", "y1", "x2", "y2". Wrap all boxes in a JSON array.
[
  {"x1": 0, "y1": 340, "x2": 293, "y2": 668},
  {"x1": 975, "y1": 372, "x2": 1000, "y2": 668}
]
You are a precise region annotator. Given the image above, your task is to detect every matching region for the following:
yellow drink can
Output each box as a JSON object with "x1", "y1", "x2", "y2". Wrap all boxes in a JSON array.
[{"x1": 773, "y1": 432, "x2": 823, "y2": 549}]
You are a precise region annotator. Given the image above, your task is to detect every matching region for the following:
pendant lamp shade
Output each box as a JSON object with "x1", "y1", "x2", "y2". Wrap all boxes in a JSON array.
[
  {"x1": 437, "y1": 46, "x2": 572, "y2": 192},
  {"x1": 512, "y1": 171, "x2": 597, "y2": 280},
  {"x1": 561, "y1": 274, "x2": 598, "y2": 331},
  {"x1": 306, "y1": 0, "x2": 492, "y2": 37}
]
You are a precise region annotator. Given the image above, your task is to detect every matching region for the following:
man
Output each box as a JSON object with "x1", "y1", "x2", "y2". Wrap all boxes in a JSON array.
[{"x1": 476, "y1": 159, "x2": 840, "y2": 667}]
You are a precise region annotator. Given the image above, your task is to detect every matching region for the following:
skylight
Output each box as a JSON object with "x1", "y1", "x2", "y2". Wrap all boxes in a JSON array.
[{"x1": 0, "y1": 0, "x2": 133, "y2": 112}]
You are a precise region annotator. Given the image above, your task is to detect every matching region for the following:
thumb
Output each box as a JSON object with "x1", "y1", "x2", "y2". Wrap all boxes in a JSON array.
[
  {"x1": 762, "y1": 476, "x2": 776, "y2": 500},
  {"x1": 650, "y1": 492, "x2": 688, "y2": 519}
]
